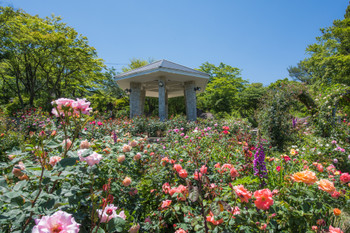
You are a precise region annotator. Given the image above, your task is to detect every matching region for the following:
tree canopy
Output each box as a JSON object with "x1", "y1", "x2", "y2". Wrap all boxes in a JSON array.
[{"x1": 0, "y1": 7, "x2": 105, "y2": 111}]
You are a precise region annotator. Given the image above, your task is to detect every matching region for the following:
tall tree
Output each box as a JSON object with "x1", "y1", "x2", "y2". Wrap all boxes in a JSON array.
[
  {"x1": 198, "y1": 62, "x2": 248, "y2": 115},
  {"x1": 0, "y1": 7, "x2": 105, "y2": 109}
]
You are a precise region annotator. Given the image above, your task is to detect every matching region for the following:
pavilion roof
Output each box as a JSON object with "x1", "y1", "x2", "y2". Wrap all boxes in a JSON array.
[{"x1": 115, "y1": 60, "x2": 209, "y2": 98}]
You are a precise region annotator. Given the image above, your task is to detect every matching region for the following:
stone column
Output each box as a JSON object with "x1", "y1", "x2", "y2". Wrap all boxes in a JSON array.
[
  {"x1": 158, "y1": 78, "x2": 167, "y2": 121},
  {"x1": 165, "y1": 89, "x2": 168, "y2": 118},
  {"x1": 130, "y1": 82, "x2": 142, "y2": 118},
  {"x1": 184, "y1": 81, "x2": 197, "y2": 121},
  {"x1": 140, "y1": 88, "x2": 146, "y2": 116}
]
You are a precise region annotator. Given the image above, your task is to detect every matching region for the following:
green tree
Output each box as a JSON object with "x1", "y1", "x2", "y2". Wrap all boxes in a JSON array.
[
  {"x1": 0, "y1": 7, "x2": 105, "y2": 110},
  {"x1": 198, "y1": 62, "x2": 248, "y2": 115},
  {"x1": 292, "y1": 3, "x2": 350, "y2": 86},
  {"x1": 237, "y1": 83, "x2": 266, "y2": 125}
]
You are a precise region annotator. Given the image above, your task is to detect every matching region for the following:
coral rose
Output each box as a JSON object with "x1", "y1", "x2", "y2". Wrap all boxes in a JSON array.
[
  {"x1": 178, "y1": 169, "x2": 188, "y2": 178},
  {"x1": 233, "y1": 185, "x2": 252, "y2": 203},
  {"x1": 123, "y1": 177, "x2": 132, "y2": 187},
  {"x1": 329, "y1": 225, "x2": 344, "y2": 233},
  {"x1": 230, "y1": 167, "x2": 239, "y2": 178},
  {"x1": 340, "y1": 173, "x2": 350, "y2": 184},
  {"x1": 173, "y1": 164, "x2": 182, "y2": 172},
  {"x1": 200, "y1": 165, "x2": 208, "y2": 174},
  {"x1": 291, "y1": 170, "x2": 318, "y2": 185},
  {"x1": 253, "y1": 188, "x2": 274, "y2": 210},
  {"x1": 318, "y1": 179, "x2": 336, "y2": 194},
  {"x1": 161, "y1": 200, "x2": 172, "y2": 209},
  {"x1": 206, "y1": 211, "x2": 223, "y2": 225},
  {"x1": 162, "y1": 183, "x2": 171, "y2": 194}
]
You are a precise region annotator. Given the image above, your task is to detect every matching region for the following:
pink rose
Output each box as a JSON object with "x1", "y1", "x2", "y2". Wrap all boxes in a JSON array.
[
  {"x1": 79, "y1": 151, "x2": 102, "y2": 166},
  {"x1": 32, "y1": 210, "x2": 80, "y2": 232},
  {"x1": 49, "y1": 156, "x2": 62, "y2": 167}
]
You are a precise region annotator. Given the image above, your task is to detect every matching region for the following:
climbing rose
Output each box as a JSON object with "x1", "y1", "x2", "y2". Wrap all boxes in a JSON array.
[
  {"x1": 318, "y1": 179, "x2": 336, "y2": 194},
  {"x1": 233, "y1": 185, "x2": 252, "y2": 203},
  {"x1": 32, "y1": 210, "x2": 80, "y2": 233},
  {"x1": 291, "y1": 170, "x2": 318, "y2": 185},
  {"x1": 49, "y1": 156, "x2": 62, "y2": 167},
  {"x1": 253, "y1": 188, "x2": 274, "y2": 210},
  {"x1": 97, "y1": 204, "x2": 125, "y2": 223}
]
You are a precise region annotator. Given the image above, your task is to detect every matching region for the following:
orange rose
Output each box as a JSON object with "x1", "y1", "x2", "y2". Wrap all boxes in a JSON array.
[
  {"x1": 318, "y1": 179, "x2": 336, "y2": 194},
  {"x1": 291, "y1": 170, "x2": 318, "y2": 185},
  {"x1": 333, "y1": 208, "x2": 341, "y2": 216}
]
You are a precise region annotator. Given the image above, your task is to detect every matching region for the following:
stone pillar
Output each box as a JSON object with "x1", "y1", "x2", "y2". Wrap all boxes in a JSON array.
[
  {"x1": 165, "y1": 89, "x2": 168, "y2": 118},
  {"x1": 158, "y1": 78, "x2": 167, "y2": 121},
  {"x1": 130, "y1": 82, "x2": 142, "y2": 118},
  {"x1": 184, "y1": 81, "x2": 197, "y2": 121},
  {"x1": 140, "y1": 88, "x2": 146, "y2": 115}
]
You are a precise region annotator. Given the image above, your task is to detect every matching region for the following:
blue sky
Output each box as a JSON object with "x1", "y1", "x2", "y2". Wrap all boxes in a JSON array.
[{"x1": 2, "y1": 0, "x2": 349, "y2": 85}]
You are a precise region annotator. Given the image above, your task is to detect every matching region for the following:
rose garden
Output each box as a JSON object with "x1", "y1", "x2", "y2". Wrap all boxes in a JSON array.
[{"x1": 0, "y1": 96, "x2": 349, "y2": 233}]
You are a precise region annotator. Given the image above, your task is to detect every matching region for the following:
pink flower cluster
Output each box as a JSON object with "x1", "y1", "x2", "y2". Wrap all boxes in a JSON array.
[{"x1": 51, "y1": 98, "x2": 92, "y2": 117}]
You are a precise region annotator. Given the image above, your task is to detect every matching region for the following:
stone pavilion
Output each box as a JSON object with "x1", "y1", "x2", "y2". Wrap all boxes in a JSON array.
[{"x1": 115, "y1": 60, "x2": 209, "y2": 121}]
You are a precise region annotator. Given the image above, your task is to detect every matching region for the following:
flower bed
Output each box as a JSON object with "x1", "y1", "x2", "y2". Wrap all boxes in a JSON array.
[{"x1": 0, "y1": 99, "x2": 349, "y2": 232}]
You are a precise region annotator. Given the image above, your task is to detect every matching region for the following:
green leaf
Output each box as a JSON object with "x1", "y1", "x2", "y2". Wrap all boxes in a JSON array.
[
  {"x1": 107, "y1": 217, "x2": 126, "y2": 232},
  {"x1": 189, "y1": 186, "x2": 199, "y2": 202},
  {"x1": 56, "y1": 157, "x2": 78, "y2": 168}
]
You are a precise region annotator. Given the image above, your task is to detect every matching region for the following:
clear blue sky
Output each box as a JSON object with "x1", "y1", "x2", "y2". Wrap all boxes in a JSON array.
[{"x1": 1, "y1": 0, "x2": 349, "y2": 85}]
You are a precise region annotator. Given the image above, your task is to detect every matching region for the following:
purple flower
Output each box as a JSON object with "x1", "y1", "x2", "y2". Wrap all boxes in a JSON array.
[
  {"x1": 333, "y1": 159, "x2": 338, "y2": 164},
  {"x1": 112, "y1": 131, "x2": 117, "y2": 143},
  {"x1": 253, "y1": 145, "x2": 268, "y2": 188}
]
